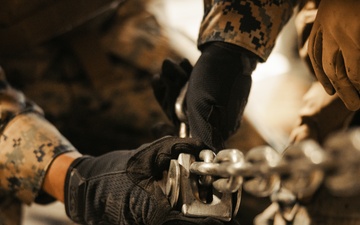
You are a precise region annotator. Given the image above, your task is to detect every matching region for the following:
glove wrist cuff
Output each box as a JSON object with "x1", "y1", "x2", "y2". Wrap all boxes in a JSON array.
[{"x1": 64, "y1": 156, "x2": 92, "y2": 223}]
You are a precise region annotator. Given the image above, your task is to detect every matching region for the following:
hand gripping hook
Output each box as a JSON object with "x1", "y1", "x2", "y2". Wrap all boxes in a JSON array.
[{"x1": 166, "y1": 81, "x2": 241, "y2": 221}]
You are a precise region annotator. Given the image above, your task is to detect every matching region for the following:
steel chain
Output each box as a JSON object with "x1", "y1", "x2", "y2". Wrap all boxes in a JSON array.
[
  {"x1": 171, "y1": 85, "x2": 360, "y2": 222},
  {"x1": 189, "y1": 128, "x2": 360, "y2": 198}
]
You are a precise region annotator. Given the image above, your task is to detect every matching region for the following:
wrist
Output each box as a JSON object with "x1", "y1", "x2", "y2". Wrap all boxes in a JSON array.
[
  {"x1": 64, "y1": 155, "x2": 92, "y2": 223},
  {"x1": 42, "y1": 151, "x2": 82, "y2": 203}
]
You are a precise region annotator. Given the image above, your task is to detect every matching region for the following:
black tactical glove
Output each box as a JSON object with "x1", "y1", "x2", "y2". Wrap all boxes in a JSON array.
[
  {"x1": 64, "y1": 136, "x2": 238, "y2": 225},
  {"x1": 186, "y1": 42, "x2": 259, "y2": 151},
  {"x1": 152, "y1": 58, "x2": 193, "y2": 128}
]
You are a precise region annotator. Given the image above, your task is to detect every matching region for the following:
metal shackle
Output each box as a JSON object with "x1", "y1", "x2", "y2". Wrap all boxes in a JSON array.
[
  {"x1": 211, "y1": 149, "x2": 245, "y2": 193},
  {"x1": 243, "y1": 145, "x2": 281, "y2": 197},
  {"x1": 277, "y1": 139, "x2": 327, "y2": 199}
]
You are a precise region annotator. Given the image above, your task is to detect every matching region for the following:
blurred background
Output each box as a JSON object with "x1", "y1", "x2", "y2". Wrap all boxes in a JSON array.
[{"x1": 0, "y1": 0, "x2": 315, "y2": 224}]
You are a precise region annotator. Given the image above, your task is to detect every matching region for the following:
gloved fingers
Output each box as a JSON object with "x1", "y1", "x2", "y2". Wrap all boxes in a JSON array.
[
  {"x1": 309, "y1": 31, "x2": 360, "y2": 111},
  {"x1": 151, "y1": 59, "x2": 190, "y2": 98},
  {"x1": 308, "y1": 28, "x2": 335, "y2": 95},
  {"x1": 178, "y1": 58, "x2": 193, "y2": 75},
  {"x1": 185, "y1": 42, "x2": 257, "y2": 150},
  {"x1": 327, "y1": 81, "x2": 360, "y2": 112},
  {"x1": 320, "y1": 31, "x2": 340, "y2": 79},
  {"x1": 152, "y1": 63, "x2": 179, "y2": 124},
  {"x1": 342, "y1": 42, "x2": 360, "y2": 92},
  {"x1": 160, "y1": 59, "x2": 191, "y2": 85},
  {"x1": 170, "y1": 137, "x2": 207, "y2": 156},
  {"x1": 152, "y1": 73, "x2": 167, "y2": 99},
  {"x1": 126, "y1": 136, "x2": 206, "y2": 180},
  {"x1": 321, "y1": 35, "x2": 360, "y2": 111},
  {"x1": 152, "y1": 58, "x2": 193, "y2": 126},
  {"x1": 309, "y1": 27, "x2": 360, "y2": 111},
  {"x1": 155, "y1": 137, "x2": 207, "y2": 171},
  {"x1": 330, "y1": 50, "x2": 360, "y2": 111}
]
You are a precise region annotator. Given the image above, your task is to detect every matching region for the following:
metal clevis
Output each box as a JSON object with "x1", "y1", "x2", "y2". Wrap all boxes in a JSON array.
[{"x1": 165, "y1": 127, "x2": 360, "y2": 221}]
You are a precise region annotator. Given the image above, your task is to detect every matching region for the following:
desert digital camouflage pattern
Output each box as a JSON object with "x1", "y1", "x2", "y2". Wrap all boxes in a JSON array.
[
  {"x1": 0, "y1": 71, "x2": 77, "y2": 224},
  {"x1": 0, "y1": 113, "x2": 76, "y2": 204},
  {"x1": 199, "y1": 0, "x2": 296, "y2": 61},
  {"x1": 0, "y1": 0, "x2": 186, "y2": 221},
  {"x1": 6, "y1": 0, "x2": 351, "y2": 224},
  {"x1": 0, "y1": 0, "x2": 180, "y2": 155}
]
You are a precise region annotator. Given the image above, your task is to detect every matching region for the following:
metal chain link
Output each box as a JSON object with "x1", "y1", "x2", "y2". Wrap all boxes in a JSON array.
[
  {"x1": 166, "y1": 128, "x2": 360, "y2": 224},
  {"x1": 170, "y1": 86, "x2": 360, "y2": 222},
  {"x1": 189, "y1": 128, "x2": 360, "y2": 198}
]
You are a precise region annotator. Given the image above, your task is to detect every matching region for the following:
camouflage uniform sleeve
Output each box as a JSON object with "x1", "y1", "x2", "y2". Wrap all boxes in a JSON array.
[
  {"x1": 198, "y1": 0, "x2": 297, "y2": 61},
  {"x1": 0, "y1": 68, "x2": 77, "y2": 205}
]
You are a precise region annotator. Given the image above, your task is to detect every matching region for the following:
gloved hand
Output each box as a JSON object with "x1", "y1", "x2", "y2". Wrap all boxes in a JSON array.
[
  {"x1": 65, "y1": 136, "x2": 239, "y2": 225},
  {"x1": 152, "y1": 58, "x2": 193, "y2": 128},
  {"x1": 289, "y1": 82, "x2": 355, "y2": 144},
  {"x1": 308, "y1": 0, "x2": 360, "y2": 111},
  {"x1": 186, "y1": 42, "x2": 259, "y2": 151}
]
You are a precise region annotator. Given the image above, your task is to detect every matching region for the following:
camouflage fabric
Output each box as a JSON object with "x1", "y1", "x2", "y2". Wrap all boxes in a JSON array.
[
  {"x1": 0, "y1": 0, "x2": 124, "y2": 54},
  {"x1": 0, "y1": 70, "x2": 77, "y2": 204},
  {"x1": 199, "y1": 0, "x2": 296, "y2": 61},
  {"x1": 0, "y1": 1, "x2": 312, "y2": 224},
  {"x1": 0, "y1": 0, "x2": 183, "y2": 156},
  {"x1": 0, "y1": 1, "x2": 179, "y2": 223},
  {"x1": 101, "y1": 0, "x2": 183, "y2": 75},
  {"x1": 0, "y1": 113, "x2": 76, "y2": 204}
]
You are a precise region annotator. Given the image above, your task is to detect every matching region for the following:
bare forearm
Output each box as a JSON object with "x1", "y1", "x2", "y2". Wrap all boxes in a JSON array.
[{"x1": 42, "y1": 152, "x2": 82, "y2": 202}]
